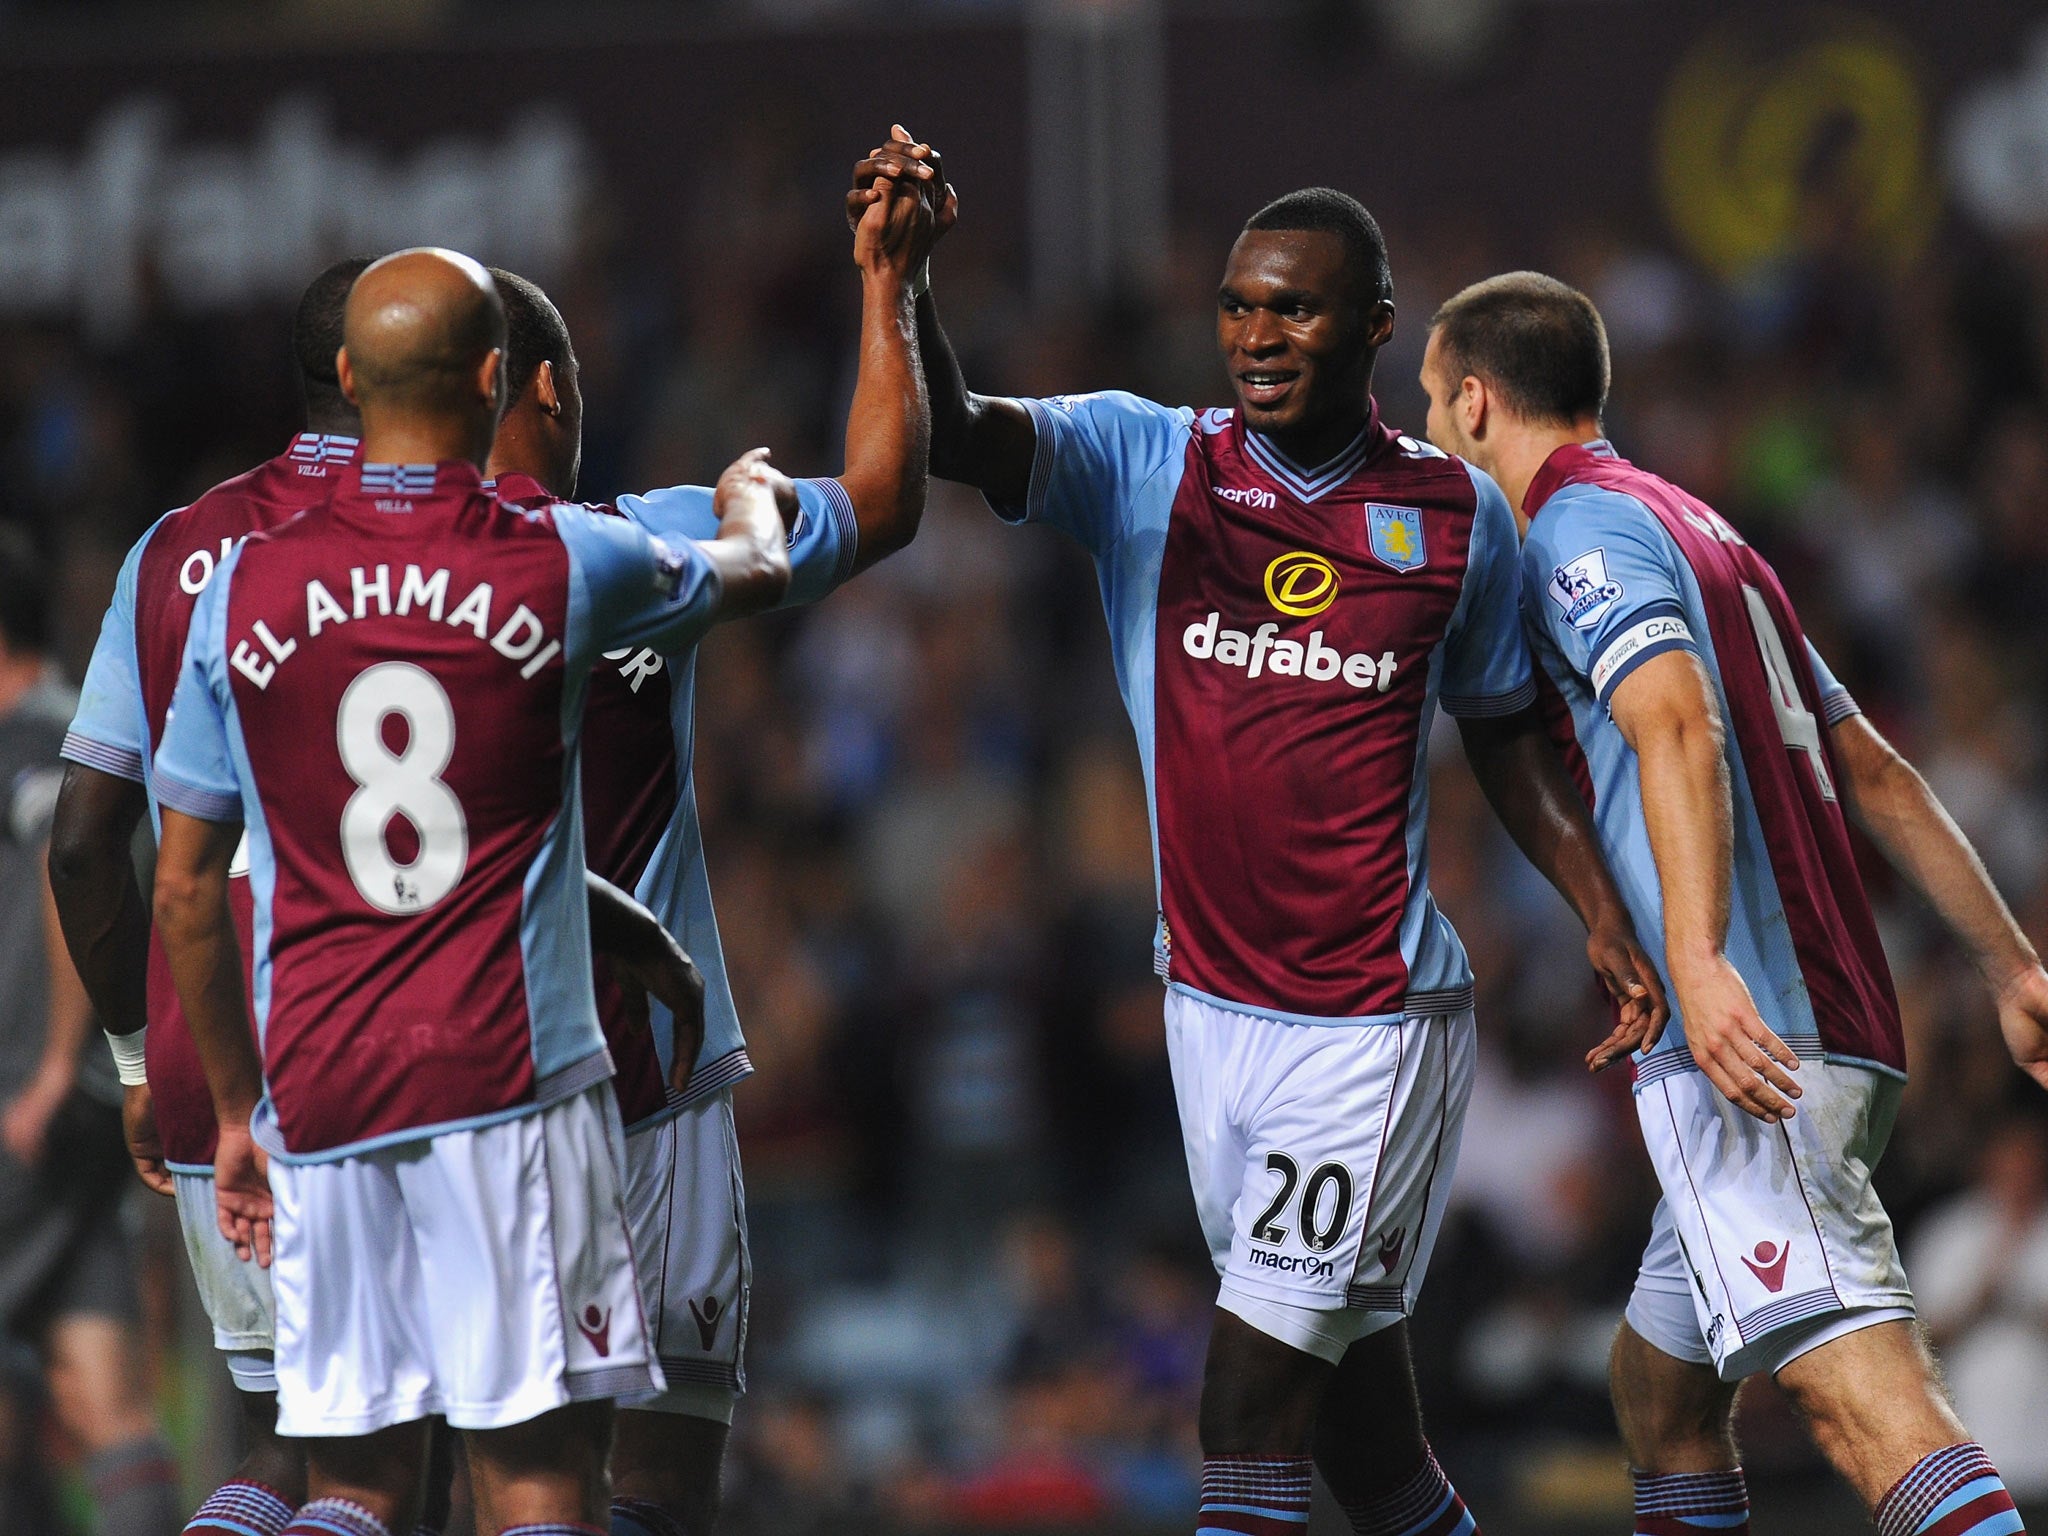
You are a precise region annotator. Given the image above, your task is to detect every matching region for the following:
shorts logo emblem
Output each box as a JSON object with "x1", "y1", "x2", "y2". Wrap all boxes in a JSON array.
[
  {"x1": 1378, "y1": 1226, "x2": 1407, "y2": 1271},
  {"x1": 688, "y1": 1295, "x2": 722, "y2": 1350},
  {"x1": 1741, "y1": 1240, "x2": 1791, "y2": 1293},
  {"x1": 576, "y1": 1304, "x2": 613, "y2": 1357}
]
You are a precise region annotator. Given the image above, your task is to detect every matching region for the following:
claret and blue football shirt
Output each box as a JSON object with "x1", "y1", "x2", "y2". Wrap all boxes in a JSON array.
[
  {"x1": 1520, "y1": 440, "x2": 1903, "y2": 1084},
  {"x1": 153, "y1": 459, "x2": 723, "y2": 1162},
  {"x1": 995, "y1": 392, "x2": 1533, "y2": 1024}
]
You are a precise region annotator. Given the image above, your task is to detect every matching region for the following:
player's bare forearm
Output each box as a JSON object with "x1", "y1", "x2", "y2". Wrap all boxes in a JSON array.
[
  {"x1": 1459, "y1": 708, "x2": 1629, "y2": 931},
  {"x1": 154, "y1": 809, "x2": 264, "y2": 1123},
  {"x1": 1612, "y1": 653, "x2": 1735, "y2": 973},
  {"x1": 917, "y1": 293, "x2": 1036, "y2": 504},
  {"x1": 36, "y1": 865, "x2": 93, "y2": 1089},
  {"x1": 701, "y1": 448, "x2": 794, "y2": 618},
  {"x1": 839, "y1": 267, "x2": 929, "y2": 572},
  {"x1": 1461, "y1": 707, "x2": 1667, "y2": 1056},
  {"x1": 47, "y1": 764, "x2": 151, "y2": 1038},
  {"x1": 1832, "y1": 713, "x2": 2040, "y2": 990},
  {"x1": 584, "y1": 871, "x2": 706, "y2": 1089}
]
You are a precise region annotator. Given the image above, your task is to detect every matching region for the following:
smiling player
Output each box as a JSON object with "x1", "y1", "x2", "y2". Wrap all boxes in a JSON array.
[
  {"x1": 1424, "y1": 269, "x2": 2047, "y2": 1536},
  {"x1": 852, "y1": 137, "x2": 1664, "y2": 1536}
]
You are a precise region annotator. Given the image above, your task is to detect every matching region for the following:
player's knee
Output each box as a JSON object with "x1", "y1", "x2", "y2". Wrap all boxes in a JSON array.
[
  {"x1": 1199, "y1": 1310, "x2": 1330, "y2": 1454},
  {"x1": 1609, "y1": 1329, "x2": 1735, "y2": 1470}
]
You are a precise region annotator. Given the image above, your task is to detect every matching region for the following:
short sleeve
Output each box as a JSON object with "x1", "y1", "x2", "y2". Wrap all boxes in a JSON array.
[
  {"x1": 1805, "y1": 639, "x2": 1861, "y2": 726},
  {"x1": 557, "y1": 505, "x2": 724, "y2": 660},
  {"x1": 988, "y1": 391, "x2": 1191, "y2": 555},
  {"x1": 62, "y1": 528, "x2": 151, "y2": 782},
  {"x1": 1523, "y1": 486, "x2": 1701, "y2": 710},
  {"x1": 1439, "y1": 465, "x2": 1537, "y2": 717},
  {"x1": 152, "y1": 560, "x2": 246, "y2": 824},
  {"x1": 619, "y1": 476, "x2": 856, "y2": 610}
]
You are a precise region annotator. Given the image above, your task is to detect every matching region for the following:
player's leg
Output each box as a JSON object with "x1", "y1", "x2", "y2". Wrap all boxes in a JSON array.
[
  {"x1": 283, "y1": 1423, "x2": 433, "y2": 1535},
  {"x1": 1609, "y1": 1201, "x2": 1753, "y2": 1535},
  {"x1": 1774, "y1": 1321, "x2": 2023, "y2": 1533},
  {"x1": 44, "y1": 1310, "x2": 183, "y2": 1536},
  {"x1": 172, "y1": 1169, "x2": 309, "y2": 1532},
  {"x1": 1169, "y1": 999, "x2": 1481, "y2": 1535},
  {"x1": 608, "y1": 1096, "x2": 750, "y2": 1536},
  {"x1": 405, "y1": 1085, "x2": 660, "y2": 1535},
  {"x1": 610, "y1": 1415, "x2": 726, "y2": 1536}
]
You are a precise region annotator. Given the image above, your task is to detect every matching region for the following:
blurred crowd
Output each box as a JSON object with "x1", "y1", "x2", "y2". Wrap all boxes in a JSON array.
[{"x1": 4, "y1": 83, "x2": 2048, "y2": 1536}]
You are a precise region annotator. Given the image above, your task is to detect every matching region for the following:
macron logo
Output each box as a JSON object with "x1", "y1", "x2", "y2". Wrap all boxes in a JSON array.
[{"x1": 1215, "y1": 484, "x2": 1277, "y2": 510}]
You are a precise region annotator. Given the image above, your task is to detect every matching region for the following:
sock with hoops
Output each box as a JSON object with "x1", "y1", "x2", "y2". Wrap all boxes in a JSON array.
[
  {"x1": 1197, "y1": 1455, "x2": 1313, "y2": 1533},
  {"x1": 1336, "y1": 1446, "x2": 1480, "y2": 1536},
  {"x1": 610, "y1": 1497, "x2": 686, "y2": 1536},
  {"x1": 498, "y1": 1525, "x2": 609, "y2": 1536},
  {"x1": 1631, "y1": 1468, "x2": 1750, "y2": 1535},
  {"x1": 185, "y1": 1479, "x2": 296, "y2": 1535},
  {"x1": 282, "y1": 1498, "x2": 390, "y2": 1536},
  {"x1": 1874, "y1": 1444, "x2": 2024, "y2": 1536}
]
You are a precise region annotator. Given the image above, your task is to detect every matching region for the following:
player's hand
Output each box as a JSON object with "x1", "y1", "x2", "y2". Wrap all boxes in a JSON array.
[
  {"x1": 610, "y1": 942, "x2": 707, "y2": 1098},
  {"x1": 1584, "y1": 920, "x2": 1669, "y2": 1072},
  {"x1": 1993, "y1": 963, "x2": 2048, "y2": 1092},
  {"x1": 122, "y1": 1083, "x2": 174, "y2": 1197},
  {"x1": 1675, "y1": 955, "x2": 1801, "y2": 1122},
  {"x1": 714, "y1": 447, "x2": 796, "y2": 533},
  {"x1": 213, "y1": 1120, "x2": 274, "y2": 1268},
  {"x1": 846, "y1": 125, "x2": 957, "y2": 250}
]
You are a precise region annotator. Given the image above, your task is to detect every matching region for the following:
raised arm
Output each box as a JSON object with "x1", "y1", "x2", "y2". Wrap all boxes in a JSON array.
[
  {"x1": 1829, "y1": 712, "x2": 2048, "y2": 1089},
  {"x1": 833, "y1": 152, "x2": 931, "y2": 571},
  {"x1": 1459, "y1": 708, "x2": 1666, "y2": 1069},
  {"x1": 1608, "y1": 649, "x2": 1803, "y2": 1121},
  {"x1": 848, "y1": 128, "x2": 1037, "y2": 505}
]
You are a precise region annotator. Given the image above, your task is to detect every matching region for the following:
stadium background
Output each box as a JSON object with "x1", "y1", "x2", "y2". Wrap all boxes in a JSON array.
[{"x1": 3, "y1": 0, "x2": 2048, "y2": 1530}]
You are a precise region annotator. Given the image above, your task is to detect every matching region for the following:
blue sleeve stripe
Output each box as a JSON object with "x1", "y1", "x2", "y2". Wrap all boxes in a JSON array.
[
  {"x1": 803, "y1": 475, "x2": 859, "y2": 586},
  {"x1": 1596, "y1": 636, "x2": 1697, "y2": 708},
  {"x1": 982, "y1": 396, "x2": 1056, "y2": 526},
  {"x1": 1440, "y1": 677, "x2": 1538, "y2": 719},
  {"x1": 1822, "y1": 690, "x2": 1861, "y2": 726},
  {"x1": 154, "y1": 772, "x2": 242, "y2": 823},
  {"x1": 1586, "y1": 600, "x2": 1687, "y2": 667},
  {"x1": 60, "y1": 732, "x2": 145, "y2": 783}
]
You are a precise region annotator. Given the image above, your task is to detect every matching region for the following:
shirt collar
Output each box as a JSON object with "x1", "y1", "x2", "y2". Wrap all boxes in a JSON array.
[
  {"x1": 1240, "y1": 399, "x2": 1383, "y2": 504},
  {"x1": 1524, "y1": 437, "x2": 1620, "y2": 520}
]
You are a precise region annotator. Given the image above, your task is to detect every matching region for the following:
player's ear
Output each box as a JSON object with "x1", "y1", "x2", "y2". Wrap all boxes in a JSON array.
[
  {"x1": 535, "y1": 360, "x2": 561, "y2": 420},
  {"x1": 1460, "y1": 372, "x2": 1487, "y2": 438},
  {"x1": 1365, "y1": 298, "x2": 1395, "y2": 349},
  {"x1": 480, "y1": 347, "x2": 505, "y2": 412},
  {"x1": 336, "y1": 347, "x2": 359, "y2": 407}
]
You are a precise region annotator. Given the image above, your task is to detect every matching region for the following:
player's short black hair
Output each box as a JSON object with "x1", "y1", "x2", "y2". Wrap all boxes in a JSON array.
[
  {"x1": 1430, "y1": 271, "x2": 1610, "y2": 425},
  {"x1": 292, "y1": 256, "x2": 375, "y2": 393},
  {"x1": 0, "y1": 528, "x2": 50, "y2": 656},
  {"x1": 488, "y1": 267, "x2": 575, "y2": 400},
  {"x1": 1242, "y1": 187, "x2": 1394, "y2": 307}
]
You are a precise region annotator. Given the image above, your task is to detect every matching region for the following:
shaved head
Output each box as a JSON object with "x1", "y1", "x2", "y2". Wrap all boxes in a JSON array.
[{"x1": 342, "y1": 247, "x2": 506, "y2": 415}]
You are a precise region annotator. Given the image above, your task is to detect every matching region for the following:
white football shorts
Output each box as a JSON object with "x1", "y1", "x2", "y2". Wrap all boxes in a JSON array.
[
  {"x1": 1165, "y1": 990, "x2": 1476, "y2": 1362},
  {"x1": 172, "y1": 1170, "x2": 278, "y2": 1394},
  {"x1": 267, "y1": 1082, "x2": 662, "y2": 1437},
  {"x1": 620, "y1": 1089, "x2": 750, "y2": 1425},
  {"x1": 1627, "y1": 1056, "x2": 1914, "y2": 1381}
]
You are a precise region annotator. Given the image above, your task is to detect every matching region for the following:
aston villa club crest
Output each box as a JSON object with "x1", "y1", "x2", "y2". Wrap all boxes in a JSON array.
[{"x1": 1366, "y1": 504, "x2": 1426, "y2": 573}]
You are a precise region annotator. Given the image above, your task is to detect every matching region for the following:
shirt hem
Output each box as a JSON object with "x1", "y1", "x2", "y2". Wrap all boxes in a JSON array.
[
  {"x1": 1167, "y1": 979, "x2": 1475, "y2": 1027},
  {"x1": 154, "y1": 770, "x2": 242, "y2": 823},
  {"x1": 622, "y1": 1047, "x2": 753, "y2": 1133},
  {"x1": 255, "y1": 1048, "x2": 615, "y2": 1163},
  {"x1": 1440, "y1": 678, "x2": 1538, "y2": 719}
]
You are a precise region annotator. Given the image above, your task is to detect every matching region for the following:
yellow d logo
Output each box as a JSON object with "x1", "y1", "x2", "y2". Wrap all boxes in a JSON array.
[{"x1": 1265, "y1": 551, "x2": 1340, "y2": 618}]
